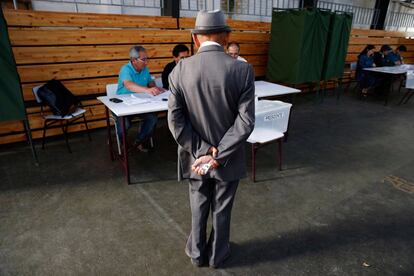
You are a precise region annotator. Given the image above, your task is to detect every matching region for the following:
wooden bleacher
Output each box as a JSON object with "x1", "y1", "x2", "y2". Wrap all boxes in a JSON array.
[{"x1": 0, "y1": 9, "x2": 413, "y2": 145}]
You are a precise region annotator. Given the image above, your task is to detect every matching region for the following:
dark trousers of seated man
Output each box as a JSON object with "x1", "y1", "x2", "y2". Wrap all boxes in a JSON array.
[
  {"x1": 115, "y1": 113, "x2": 157, "y2": 144},
  {"x1": 185, "y1": 178, "x2": 239, "y2": 266}
]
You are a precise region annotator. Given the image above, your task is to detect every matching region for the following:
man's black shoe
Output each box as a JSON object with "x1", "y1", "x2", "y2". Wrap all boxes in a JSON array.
[{"x1": 190, "y1": 258, "x2": 204, "y2": 267}]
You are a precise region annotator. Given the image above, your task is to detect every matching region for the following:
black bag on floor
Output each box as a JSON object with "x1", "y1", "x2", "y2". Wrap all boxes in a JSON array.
[{"x1": 37, "y1": 79, "x2": 80, "y2": 117}]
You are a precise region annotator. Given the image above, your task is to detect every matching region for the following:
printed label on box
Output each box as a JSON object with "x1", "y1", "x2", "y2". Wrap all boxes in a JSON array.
[{"x1": 264, "y1": 112, "x2": 284, "y2": 121}]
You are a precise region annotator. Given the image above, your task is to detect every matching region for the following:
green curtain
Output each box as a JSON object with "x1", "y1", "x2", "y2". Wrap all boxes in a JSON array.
[
  {"x1": 0, "y1": 8, "x2": 25, "y2": 122},
  {"x1": 321, "y1": 12, "x2": 353, "y2": 80},
  {"x1": 266, "y1": 9, "x2": 331, "y2": 84}
]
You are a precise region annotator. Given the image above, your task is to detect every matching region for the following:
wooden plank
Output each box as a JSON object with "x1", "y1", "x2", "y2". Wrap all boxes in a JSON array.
[
  {"x1": 230, "y1": 32, "x2": 270, "y2": 43},
  {"x1": 0, "y1": 120, "x2": 25, "y2": 134},
  {"x1": 13, "y1": 44, "x2": 191, "y2": 64},
  {"x1": 239, "y1": 43, "x2": 269, "y2": 56},
  {"x1": 253, "y1": 66, "x2": 267, "y2": 77},
  {"x1": 404, "y1": 57, "x2": 414, "y2": 63},
  {"x1": 399, "y1": 38, "x2": 414, "y2": 45},
  {"x1": 22, "y1": 77, "x2": 118, "y2": 101},
  {"x1": 345, "y1": 53, "x2": 358, "y2": 62},
  {"x1": 347, "y1": 45, "x2": 376, "y2": 53},
  {"x1": 348, "y1": 37, "x2": 400, "y2": 45},
  {"x1": 3, "y1": 9, "x2": 177, "y2": 29},
  {"x1": 227, "y1": 19, "x2": 270, "y2": 32},
  {"x1": 9, "y1": 29, "x2": 192, "y2": 46},
  {"x1": 17, "y1": 59, "x2": 171, "y2": 82},
  {"x1": 347, "y1": 44, "x2": 414, "y2": 53},
  {"x1": 351, "y1": 28, "x2": 414, "y2": 38},
  {"x1": 244, "y1": 55, "x2": 267, "y2": 67},
  {"x1": 0, "y1": 133, "x2": 28, "y2": 145},
  {"x1": 178, "y1": 17, "x2": 195, "y2": 29}
]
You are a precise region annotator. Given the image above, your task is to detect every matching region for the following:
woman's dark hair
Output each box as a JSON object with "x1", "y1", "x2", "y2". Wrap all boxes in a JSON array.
[
  {"x1": 359, "y1": 44, "x2": 375, "y2": 57},
  {"x1": 397, "y1": 45, "x2": 407, "y2": 52},
  {"x1": 380, "y1": 44, "x2": 392, "y2": 52},
  {"x1": 172, "y1": 44, "x2": 189, "y2": 57}
]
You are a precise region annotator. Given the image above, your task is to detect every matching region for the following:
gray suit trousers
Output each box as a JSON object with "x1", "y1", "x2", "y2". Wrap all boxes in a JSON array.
[{"x1": 185, "y1": 178, "x2": 239, "y2": 266}]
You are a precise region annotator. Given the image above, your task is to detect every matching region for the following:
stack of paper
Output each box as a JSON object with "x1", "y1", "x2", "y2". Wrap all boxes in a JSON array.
[{"x1": 123, "y1": 95, "x2": 150, "y2": 106}]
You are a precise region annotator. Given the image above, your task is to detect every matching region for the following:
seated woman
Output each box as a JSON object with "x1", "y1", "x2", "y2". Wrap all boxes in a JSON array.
[{"x1": 356, "y1": 45, "x2": 377, "y2": 97}]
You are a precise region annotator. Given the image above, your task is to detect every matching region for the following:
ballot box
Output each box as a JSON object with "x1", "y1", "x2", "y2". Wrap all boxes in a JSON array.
[{"x1": 254, "y1": 100, "x2": 292, "y2": 133}]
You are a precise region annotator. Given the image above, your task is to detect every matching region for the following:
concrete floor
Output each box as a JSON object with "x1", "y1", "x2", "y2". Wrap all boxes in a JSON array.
[{"x1": 1, "y1": 92, "x2": 414, "y2": 275}]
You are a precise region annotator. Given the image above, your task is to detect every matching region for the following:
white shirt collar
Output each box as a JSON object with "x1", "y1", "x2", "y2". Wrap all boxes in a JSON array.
[{"x1": 199, "y1": 41, "x2": 222, "y2": 49}]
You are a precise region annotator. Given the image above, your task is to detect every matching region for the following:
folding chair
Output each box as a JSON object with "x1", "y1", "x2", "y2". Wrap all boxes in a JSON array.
[
  {"x1": 32, "y1": 85, "x2": 91, "y2": 153},
  {"x1": 398, "y1": 70, "x2": 414, "y2": 105}
]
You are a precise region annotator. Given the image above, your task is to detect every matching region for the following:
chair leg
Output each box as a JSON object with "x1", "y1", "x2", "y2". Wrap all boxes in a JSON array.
[
  {"x1": 114, "y1": 122, "x2": 122, "y2": 156},
  {"x1": 82, "y1": 114, "x2": 91, "y2": 141},
  {"x1": 278, "y1": 139, "x2": 283, "y2": 171},
  {"x1": 251, "y1": 144, "x2": 257, "y2": 182},
  {"x1": 42, "y1": 119, "x2": 47, "y2": 150},
  {"x1": 61, "y1": 121, "x2": 72, "y2": 153}
]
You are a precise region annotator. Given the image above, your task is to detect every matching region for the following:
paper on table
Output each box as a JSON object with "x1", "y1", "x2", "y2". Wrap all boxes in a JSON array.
[
  {"x1": 123, "y1": 94, "x2": 151, "y2": 106},
  {"x1": 151, "y1": 90, "x2": 171, "y2": 101}
]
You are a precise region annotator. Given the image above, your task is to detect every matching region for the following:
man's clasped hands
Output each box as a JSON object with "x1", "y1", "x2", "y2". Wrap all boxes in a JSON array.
[{"x1": 191, "y1": 146, "x2": 220, "y2": 176}]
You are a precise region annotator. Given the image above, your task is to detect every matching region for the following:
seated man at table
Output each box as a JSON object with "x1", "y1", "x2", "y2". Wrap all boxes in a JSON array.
[
  {"x1": 161, "y1": 44, "x2": 190, "y2": 89},
  {"x1": 226, "y1": 41, "x2": 247, "y2": 62},
  {"x1": 373, "y1": 45, "x2": 393, "y2": 67},
  {"x1": 388, "y1": 45, "x2": 407, "y2": 65},
  {"x1": 116, "y1": 45, "x2": 165, "y2": 152}
]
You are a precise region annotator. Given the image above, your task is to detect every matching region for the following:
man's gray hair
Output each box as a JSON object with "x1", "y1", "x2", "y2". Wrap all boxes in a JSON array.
[{"x1": 129, "y1": 45, "x2": 146, "y2": 59}]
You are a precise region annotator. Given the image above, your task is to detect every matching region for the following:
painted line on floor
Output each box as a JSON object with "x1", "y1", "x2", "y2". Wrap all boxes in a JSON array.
[
  {"x1": 136, "y1": 186, "x2": 187, "y2": 238},
  {"x1": 135, "y1": 185, "x2": 232, "y2": 276}
]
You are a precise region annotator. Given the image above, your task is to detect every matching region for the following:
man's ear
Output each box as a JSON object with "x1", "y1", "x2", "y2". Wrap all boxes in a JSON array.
[{"x1": 192, "y1": 34, "x2": 200, "y2": 48}]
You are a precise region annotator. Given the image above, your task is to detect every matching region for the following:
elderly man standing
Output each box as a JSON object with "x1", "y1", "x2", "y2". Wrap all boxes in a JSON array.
[
  {"x1": 167, "y1": 10, "x2": 255, "y2": 268},
  {"x1": 116, "y1": 45, "x2": 165, "y2": 151}
]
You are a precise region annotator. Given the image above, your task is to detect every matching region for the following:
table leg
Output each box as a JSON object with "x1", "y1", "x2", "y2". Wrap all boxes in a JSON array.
[
  {"x1": 105, "y1": 107, "x2": 114, "y2": 161},
  {"x1": 252, "y1": 144, "x2": 257, "y2": 182},
  {"x1": 278, "y1": 139, "x2": 282, "y2": 171},
  {"x1": 121, "y1": 116, "x2": 131, "y2": 184}
]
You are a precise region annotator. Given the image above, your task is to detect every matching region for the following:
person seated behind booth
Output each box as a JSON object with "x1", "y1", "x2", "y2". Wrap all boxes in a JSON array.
[
  {"x1": 373, "y1": 45, "x2": 393, "y2": 67},
  {"x1": 226, "y1": 41, "x2": 247, "y2": 62},
  {"x1": 388, "y1": 45, "x2": 407, "y2": 65},
  {"x1": 356, "y1": 45, "x2": 378, "y2": 97},
  {"x1": 116, "y1": 45, "x2": 166, "y2": 152},
  {"x1": 161, "y1": 44, "x2": 190, "y2": 90}
]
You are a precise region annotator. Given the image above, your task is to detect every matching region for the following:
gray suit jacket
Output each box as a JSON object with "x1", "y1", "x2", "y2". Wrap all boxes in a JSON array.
[{"x1": 167, "y1": 44, "x2": 255, "y2": 181}]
